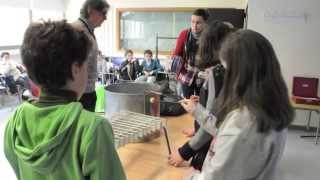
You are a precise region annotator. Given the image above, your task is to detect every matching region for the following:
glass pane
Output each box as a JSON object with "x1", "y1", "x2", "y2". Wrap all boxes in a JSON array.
[
  {"x1": 120, "y1": 11, "x2": 192, "y2": 53},
  {"x1": 33, "y1": 9, "x2": 64, "y2": 21},
  {"x1": 0, "y1": 6, "x2": 29, "y2": 46}
]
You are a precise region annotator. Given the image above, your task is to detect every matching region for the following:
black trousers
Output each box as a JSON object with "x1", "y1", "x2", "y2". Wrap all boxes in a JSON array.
[
  {"x1": 79, "y1": 91, "x2": 97, "y2": 112},
  {"x1": 181, "y1": 80, "x2": 201, "y2": 98},
  {"x1": 4, "y1": 76, "x2": 17, "y2": 94},
  {"x1": 190, "y1": 87, "x2": 211, "y2": 170},
  {"x1": 191, "y1": 121, "x2": 212, "y2": 170}
]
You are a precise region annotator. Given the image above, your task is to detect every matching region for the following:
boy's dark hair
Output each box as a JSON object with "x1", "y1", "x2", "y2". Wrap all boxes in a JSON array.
[
  {"x1": 193, "y1": 9, "x2": 209, "y2": 21},
  {"x1": 196, "y1": 20, "x2": 234, "y2": 70},
  {"x1": 80, "y1": 0, "x2": 110, "y2": 18},
  {"x1": 144, "y1": 49, "x2": 153, "y2": 56},
  {"x1": 1, "y1": 52, "x2": 10, "y2": 58},
  {"x1": 21, "y1": 20, "x2": 92, "y2": 89},
  {"x1": 216, "y1": 29, "x2": 294, "y2": 133},
  {"x1": 124, "y1": 49, "x2": 133, "y2": 57}
]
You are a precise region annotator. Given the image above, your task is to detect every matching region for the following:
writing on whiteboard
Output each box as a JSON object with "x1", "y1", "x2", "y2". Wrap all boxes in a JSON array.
[{"x1": 264, "y1": 10, "x2": 308, "y2": 23}]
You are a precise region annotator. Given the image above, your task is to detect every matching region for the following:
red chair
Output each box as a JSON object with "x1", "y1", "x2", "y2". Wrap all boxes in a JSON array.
[{"x1": 292, "y1": 77, "x2": 319, "y2": 105}]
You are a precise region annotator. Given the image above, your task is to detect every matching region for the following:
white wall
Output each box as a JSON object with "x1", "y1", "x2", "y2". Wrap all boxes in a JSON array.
[
  {"x1": 0, "y1": 0, "x2": 29, "y2": 8},
  {"x1": 66, "y1": 0, "x2": 247, "y2": 56},
  {"x1": 0, "y1": 0, "x2": 65, "y2": 11},
  {"x1": 248, "y1": 0, "x2": 320, "y2": 126},
  {"x1": 65, "y1": 0, "x2": 84, "y2": 20},
  {"x1": 33, "y1": 0, "x2": 65, "y2": 11}
]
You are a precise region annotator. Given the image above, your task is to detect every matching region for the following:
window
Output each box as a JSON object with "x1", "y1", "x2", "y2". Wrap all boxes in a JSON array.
[
  {"x1": 32, "y1": 9, "x2": 64, "y2": 21},
  {"x1": 0, "y1": 6, "x2": 65, "y2": 48},
  {"x1": 116, "y1": 8, "x2": 196, "y2": 55},
  {"x1": 0, "y1": 6, "x2": 30, "y2": 46}
]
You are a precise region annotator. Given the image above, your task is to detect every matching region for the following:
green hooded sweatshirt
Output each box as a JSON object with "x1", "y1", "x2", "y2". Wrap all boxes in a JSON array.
[{"x1": 4, "y1": 91, "x2": 126, "y2": 180}]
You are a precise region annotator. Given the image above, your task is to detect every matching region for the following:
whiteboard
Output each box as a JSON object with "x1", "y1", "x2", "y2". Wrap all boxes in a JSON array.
[{"x1": 248, "y1": 0, "x2": 320, "y2": 126}]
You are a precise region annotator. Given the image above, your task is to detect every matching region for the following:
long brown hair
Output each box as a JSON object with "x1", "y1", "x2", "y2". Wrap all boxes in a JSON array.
[
  {"x1": 216, "y1": 29, "x2": 294, "y2": 133},
  {"x1": 196, "y1": 20, "x2": 234, "y2": 70}
]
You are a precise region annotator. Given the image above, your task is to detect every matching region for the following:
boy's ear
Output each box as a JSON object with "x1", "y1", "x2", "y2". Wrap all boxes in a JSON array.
[{"x1": 71, "y1": 62, "x2": 80, "y2": 79}]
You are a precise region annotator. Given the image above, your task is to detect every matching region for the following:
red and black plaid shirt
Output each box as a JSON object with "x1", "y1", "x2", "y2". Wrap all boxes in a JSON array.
[{"x1": 172, "y1": 29, "x2": 198, "y2": 86}]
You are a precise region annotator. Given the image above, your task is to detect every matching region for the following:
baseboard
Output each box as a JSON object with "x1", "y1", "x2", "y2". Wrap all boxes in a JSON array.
[{"x1": 289, "y1": 124, "x2": 317, "y2": 131}]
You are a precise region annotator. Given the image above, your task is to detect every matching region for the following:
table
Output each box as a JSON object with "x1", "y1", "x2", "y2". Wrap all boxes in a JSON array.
[
  {"x1": 117, "y1": 113, "x2": 193, "y2": 180},
  {"x1": 291, "y1": 100, "x2": 320, "y2": 144}
]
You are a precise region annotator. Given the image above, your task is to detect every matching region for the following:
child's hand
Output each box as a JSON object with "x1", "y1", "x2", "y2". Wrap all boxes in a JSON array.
[
  {"x1": 190, "y1": 95, "x2": 199, "y2": 102},
  {"x1": 168, "y1": 149, "x2": 185, "y2": 167},
  {"x1": 180, "y1": 98, "x2": 197, "y2": 114},
  {"x1": 182, "y1": 128, "x2": 195, "y2": 137}
]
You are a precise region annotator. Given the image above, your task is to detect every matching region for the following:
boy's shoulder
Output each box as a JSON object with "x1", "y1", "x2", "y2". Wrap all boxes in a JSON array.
[
  {"x1": 78, "y1": 109, "x2": 108, "y2": 127},
  {"x1": 76, "y1": 110, "x2": 113, "y2": 140}
]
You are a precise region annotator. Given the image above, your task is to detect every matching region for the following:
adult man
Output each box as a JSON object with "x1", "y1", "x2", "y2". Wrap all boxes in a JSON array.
[
  {"x1": 173, "y1": 9, "x2": 209, "y2": 98},
  {"x1": 73, "y1": 0, "x2": 109, "y2": 111}
]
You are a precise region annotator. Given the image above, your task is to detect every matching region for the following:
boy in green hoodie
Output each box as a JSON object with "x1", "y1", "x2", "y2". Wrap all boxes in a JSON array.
[{"x1": 4, "y1": 20, "x2": 126, "y2": 180}]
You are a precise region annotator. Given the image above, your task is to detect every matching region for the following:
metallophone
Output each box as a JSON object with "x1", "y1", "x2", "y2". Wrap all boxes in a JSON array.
[{"x1": 107, "y1": 111, "x2": 172, "y2": 154}]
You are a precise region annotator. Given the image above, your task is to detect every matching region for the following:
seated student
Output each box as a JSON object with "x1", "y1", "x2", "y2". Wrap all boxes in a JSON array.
[
  {"x1": 180, "y1": 29, "x2": 294, "y2": 180},
  {"x1": 119, "y1": 49, "x2": 139, "y2": 81},
  {"x1": 4, "y1": 20, "x2": 126, "y2": 180},
  {"x1": 0, "y1": 52, "x2": 21, "y2": 94},
  {"x1": 135, "y1": 49, "x2": 162, "y2": 83}
]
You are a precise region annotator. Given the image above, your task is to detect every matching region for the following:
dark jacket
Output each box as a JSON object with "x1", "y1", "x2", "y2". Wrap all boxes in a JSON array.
[{"x1": 119, "y1": 60, "x2": 140, "y2": 80}]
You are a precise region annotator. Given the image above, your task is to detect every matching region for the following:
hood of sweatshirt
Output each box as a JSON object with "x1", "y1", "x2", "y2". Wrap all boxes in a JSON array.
[{"x1": 8, "y1": 102, "x2": 82, "y2": 174}]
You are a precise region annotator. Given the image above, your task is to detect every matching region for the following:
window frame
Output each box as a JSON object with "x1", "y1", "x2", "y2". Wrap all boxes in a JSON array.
[{"x1": 115, "y1": 7, "x2": 200, "y2": 55}]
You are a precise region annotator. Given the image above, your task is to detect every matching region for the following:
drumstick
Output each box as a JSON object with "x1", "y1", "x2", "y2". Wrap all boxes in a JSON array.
[{"x1": 162, "y1": 126, "x2": 172, "y2": 155}]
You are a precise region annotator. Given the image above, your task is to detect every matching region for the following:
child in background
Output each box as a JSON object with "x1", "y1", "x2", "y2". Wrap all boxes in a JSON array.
[
  {"x1": 0, "y1": 52, "x2": 21, "y2": 94},
  {"x1": 135, "y1": 49, "x2": 162, "y2": 83},
  {"x1": 119, "y1": 49, "x2": 139, "y2": 81}
]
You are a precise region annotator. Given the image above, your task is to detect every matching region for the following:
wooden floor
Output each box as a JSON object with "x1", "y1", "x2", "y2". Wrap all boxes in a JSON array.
[{"x1": 117, "y1": 113, "x2": 194, "y2": 180}]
